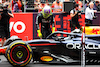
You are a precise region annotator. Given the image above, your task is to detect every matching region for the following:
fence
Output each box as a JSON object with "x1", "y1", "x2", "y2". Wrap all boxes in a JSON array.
[{"x1": 9, "y1": 0, "x2": 89, "y2": 13}]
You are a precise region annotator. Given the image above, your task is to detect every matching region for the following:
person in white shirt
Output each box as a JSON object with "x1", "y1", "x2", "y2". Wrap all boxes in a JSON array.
[{"x1": 85, "y1": 2, "x2": 97, "y2": 25}]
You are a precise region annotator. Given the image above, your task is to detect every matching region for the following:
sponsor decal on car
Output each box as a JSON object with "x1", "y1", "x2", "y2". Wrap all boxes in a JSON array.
[
  {"x1": 40, "y1": 56, "x2": 53, "y2": 62},
  {"x1": 82, "y1": 26, "x2": 100, "y2": 35},
  {"x1": 66, "y1": 43, "x2": 100, "y2": 49}
]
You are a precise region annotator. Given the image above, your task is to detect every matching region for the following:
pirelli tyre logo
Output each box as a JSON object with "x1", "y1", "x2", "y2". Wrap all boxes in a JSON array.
[{"x1": 66, "y1": 43, "x2": 100, "y2": 49}]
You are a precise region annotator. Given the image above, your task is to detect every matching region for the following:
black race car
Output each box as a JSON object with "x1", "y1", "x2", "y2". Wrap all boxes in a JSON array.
[{"x1": 0, "y1": 29, "x2": 100, "y2": 66}]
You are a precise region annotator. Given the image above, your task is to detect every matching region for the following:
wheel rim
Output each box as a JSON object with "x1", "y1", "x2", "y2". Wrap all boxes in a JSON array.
[{"x1": 10, "y1": 45, "x2": 30, "y2": 64}]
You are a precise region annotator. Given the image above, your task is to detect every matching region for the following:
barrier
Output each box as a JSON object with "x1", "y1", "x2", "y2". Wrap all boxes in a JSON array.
[
  {"x1": 10, "y1": 13, "x2": 33, "y2": 40},
  {"x1": 32, "y1": 13, "x2": 85, "y2": 39},
  {"x1": 10, "y1": 13, "x2": 100, "y2": 40}
]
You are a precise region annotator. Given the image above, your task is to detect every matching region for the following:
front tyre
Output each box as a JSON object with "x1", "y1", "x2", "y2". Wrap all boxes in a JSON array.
[{"x1": 6, "y1": 40, "x2": 32, "y2": 67}]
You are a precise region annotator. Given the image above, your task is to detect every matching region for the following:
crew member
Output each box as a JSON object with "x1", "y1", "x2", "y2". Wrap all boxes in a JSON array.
[
  {"x1": 0, "y1": 5, "x2": 14, "y2": 47},
  {"x1": 85, "y1": 2, "x2": 97, "y2": 25},
  {"x1": 36, "y1": 5, "x2": 55, "y2": 39},
  {"x1": 70, "y1": 4, "x2": 81, "y2": 31}
]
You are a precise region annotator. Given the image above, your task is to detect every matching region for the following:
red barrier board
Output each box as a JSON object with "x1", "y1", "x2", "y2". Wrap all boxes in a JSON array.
[
  {"x1": 10, "y1": 13, "x2": 85, "y2": 39},
  {"x1": 9, "y1": 13, "x2": 100, "y2": 39},
  {"x1": 10, "y1": 13, "x2": 33, "y2": 40}
]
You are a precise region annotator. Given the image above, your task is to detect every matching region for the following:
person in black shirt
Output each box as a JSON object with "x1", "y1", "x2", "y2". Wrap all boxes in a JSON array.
[
  {"x1": 36, "y1": 5, "x2": 55, "y2": 39},
  {"x1": 70, "y1": 4, "x2": 81, "y2": 31},
  {"x1": 0, "y1": 5, "x2": 14, "y2": 47}
]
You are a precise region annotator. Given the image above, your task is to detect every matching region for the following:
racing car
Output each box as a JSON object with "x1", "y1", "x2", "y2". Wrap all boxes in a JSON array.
[{"x1": 0, "y1": 26, "x2": 100, "y2": 66}]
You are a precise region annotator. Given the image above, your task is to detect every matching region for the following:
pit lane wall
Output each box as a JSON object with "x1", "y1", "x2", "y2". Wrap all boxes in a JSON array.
[{"x1": 9, "y1": 13, "x2": 99, "y2": 40}]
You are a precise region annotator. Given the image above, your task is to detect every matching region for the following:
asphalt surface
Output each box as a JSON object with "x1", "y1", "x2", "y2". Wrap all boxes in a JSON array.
[{"x1": 0, "y1": 55, "x2": 100, "y2": 67}]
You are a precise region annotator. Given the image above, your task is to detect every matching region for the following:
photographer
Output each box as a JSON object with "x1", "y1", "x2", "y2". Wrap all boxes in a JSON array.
[
  {"x1": 70, "y1": 4, "x2": 81, "y2": 31},
  {"x1": 0, "y1": 5, "x2": 14, "y2": 47},
  {"x1": 85, "y1": 2, "x2": 97, "y2": 26}
]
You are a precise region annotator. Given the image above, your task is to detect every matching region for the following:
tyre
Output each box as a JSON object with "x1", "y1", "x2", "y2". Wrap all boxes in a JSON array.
[{"x1": 6, "y1": 40, "x2": 32, "y2": 67}]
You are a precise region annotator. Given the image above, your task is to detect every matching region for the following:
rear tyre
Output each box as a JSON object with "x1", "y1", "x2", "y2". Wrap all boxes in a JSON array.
[{"x1": 6, "y1": 40, "x2": 32, "y2": 67}]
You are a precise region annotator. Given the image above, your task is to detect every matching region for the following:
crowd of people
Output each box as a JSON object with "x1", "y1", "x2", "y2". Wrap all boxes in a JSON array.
[
  {"x1": 0, "y1": 0, "x2": 100, "y2": 13},
  {"x1": 0, "y1": 0, "x2": 24, "y2": 12},
  {"x1": 33, "y1": 0, "x2": 81, "y2": 12},
  {"x1": 26, "y1": 0, "x2": 100, "y2": 13}
]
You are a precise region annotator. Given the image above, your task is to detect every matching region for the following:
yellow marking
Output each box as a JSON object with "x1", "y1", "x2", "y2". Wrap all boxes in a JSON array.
[
  {"x1": 10, "y1": 42, "x2": 25, "y2": 49},
  {"x1": 7, "y1": 53, "x2": 16, "y2": 65},
  {"x1": 82, "y1": 26, "x2": 100, "y2": 35},
  {"x1": 27, "y1": 45, "x2": 32, "y2": 52},
  {"x1": 21, "y1": 54, "x2": 32, "y2": 66}
]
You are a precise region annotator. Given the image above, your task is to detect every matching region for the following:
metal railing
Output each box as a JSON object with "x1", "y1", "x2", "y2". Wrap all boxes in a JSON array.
[{"x1": 10, "y1": 0, "x2": 87, "y2": 13}]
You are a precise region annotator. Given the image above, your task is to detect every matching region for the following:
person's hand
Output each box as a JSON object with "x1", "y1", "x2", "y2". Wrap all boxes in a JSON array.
[
  {"x1": 94, "y1": 10, "x2": 97, "y2": 13},
  {"x1": 37, "y1": 29, "x2": 42, "y2": 38},
  {"x1": 0, "y1": 14, "x2": 2, "y2": 20},
  {"x1": 8, "y1": 12, "x2": 14, "y2": 18},
  {"x1": 78, "y1": 13, "x2": 81, "y2": 15},
  {"x1": 75, "y1": 11, "x2": 77, "y2": 14},
  {"x1": 52, "y1": 27, "x2": 55, "y2": 33}
]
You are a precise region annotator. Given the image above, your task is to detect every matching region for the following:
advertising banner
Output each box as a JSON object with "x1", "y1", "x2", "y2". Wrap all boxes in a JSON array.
[
  {"x1": 10, "y1": 13, "x2": 99, "y2": 40},
  {"x1": 33, "y1": 13, "x2": 85, "y2": 39},
  {"x1": 10, "y1": 13, "x2": 33, "y2": 40}
]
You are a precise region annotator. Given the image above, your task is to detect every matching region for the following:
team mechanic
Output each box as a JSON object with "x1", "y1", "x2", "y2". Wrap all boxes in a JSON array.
[{"x1": 36, "y1": 5, "x2": 55, "y2": 39}]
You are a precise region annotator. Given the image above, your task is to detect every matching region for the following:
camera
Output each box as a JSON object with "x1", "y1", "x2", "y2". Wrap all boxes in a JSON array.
[
  {"x1": 78, "y1": 11, "x2": 81, "y2": 13},
  {"x1": 77, "y1": 11, "x2": 81, "y2": 18}
]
